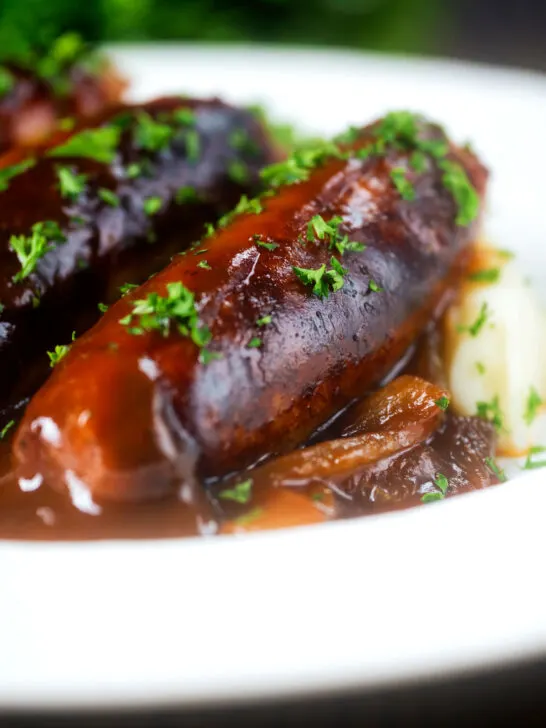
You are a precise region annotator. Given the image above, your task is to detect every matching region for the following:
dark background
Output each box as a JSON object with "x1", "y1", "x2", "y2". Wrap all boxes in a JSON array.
[{"x1": 0, "y1": 0, "x2": 545, "y2": 71}]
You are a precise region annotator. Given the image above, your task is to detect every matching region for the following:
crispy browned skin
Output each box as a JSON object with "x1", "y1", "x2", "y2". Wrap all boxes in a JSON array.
[
  {"x1": 0, "y1": 61, "x2": 126, "y2": 152},
  {"x1": 14, "y1": 117, "x2": 488, "y2": 504},
  {"x1": 0, "y1": 97, "x2": 275, "y2": 421}
]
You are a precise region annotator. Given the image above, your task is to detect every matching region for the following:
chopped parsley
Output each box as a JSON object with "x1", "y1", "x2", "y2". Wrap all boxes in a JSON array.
[
  {"x1": 439, "y1": 159, "x2": 480, "y2": 226},
  {"x1": 293, "y1": 257, "x2": 347, "y2": 298},
  {"x1": 218, "y1": 478, "x2": 253, "y2": 504},
  {"x1": 143, "y1": 196, "x2": 162, "y2": 216},
  {"x1": 524, "y1": 386, "x2": 543, "y2": 426},
  {"x1": 98, "y1": 302, "x2": 109, "y2": 313},
  {"x1": 204, "y1": 222, "x2": 216, "y2": 238},
  {"x1": 256, "y1": 314, "x2": 272, "y2": 326},
  {"x1": 228, "y1": 159, "x2": 249, "y2": 184},
  {"x1": 48, "y1": 127, "x2": 121, "y2": 164},
  {"x1": 119, "y1": 282, "x2": 138, "y2": 296},
  {"x1": 458, "y1": 302, "x2": 490, "y2": 337},
  {"x1": 476, "y1": 361, "x2": 486, "y2": 375},
  {"x1": 485, "y1": 456, "x2": 507, "y2": 482},
  {"x1": 0, "y1": 158, "x2": 36, "y2": 192},
  {"x1": 172, "y1": 108, "x2": 196, "y2": 126},
  {"x1": 197, "y1": 260, "x2": 211, "y2": 270},
  {"x1": 134, "y1": 112, "x2": 173, "y2": 152},
  {"x1": 47, "y1": 343, "x2": 70, "y2": 367},
  {"x1": 368, "y1": 279, "x2": 383, "y2": 293},
  {"x1": 58, "y1": 117, "x2": 75, "y2": 132},
  {"x1": 126, "y1": 163, "x2": 142, "y2": 179},
  {"x1": 0, "y1": 420, "x2": 15, "y2": 440},
  {"x1": 98, "y1": 188, "x2": 120, "y2": 207},
  {"x1": 334, "y1": 237, "x2": 365, "y2": 255},
  {"x1": 247, "y1": 337, "x2": 262, "y2": 348},
  {"x1": 468, "y1": 268, "x2": 500, "y2": 284},
  {"x1": 476, "y1": 395, "x2": 504, "y2": 432},
  {"x1": 218, "y1": 195, "x2": 263, "y2": 228},
  {"x1": 255, "y1": 236, "x2": 278, "y2": 251},
  {"x1": 523, "y1": 446, "x2": 546, "y2": 470},
  {"x1": 390, "y1": 167, "x2": 415, "y2": 201},
  {"x1": 10, "y1": 221, "x2": 65, "y2": 282},
  {"x1": 56, "y1": 166, "x2": 88, "y2": 200},
  {"x1": 234, "y1": 507, "x2": 264, "y2": 526},
  {"x1": 409, "y1": 150, "x2": 427, "y2": 173},
  {"x1": 119, "y1": 281, "x2": 210, "y2": 347},
  {"x1": 183, "y1": 129, "x2": 200, "y2": 162},
  {"x1": 260, "y1": 140, "x2": 343, "y2": 187},
  {"x1": 435, "y1": 395, "x2": 450, "y2": 411},
  {"x1": 421, "y1": 472, "x2": 449, "y2": 503},
  {"x1": 0, "y1": 66, "x2": 14, "y2": 98},
  {"x1": 199, "y1": 349, "x2": 223, "y2": 365},
  {"x1": 175, "y1": 186, "x2": 198, "y2": 204}
]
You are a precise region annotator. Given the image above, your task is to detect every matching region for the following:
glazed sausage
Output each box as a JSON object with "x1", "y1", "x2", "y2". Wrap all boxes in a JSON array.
[
  {"x1": 0, "y1": 39, "x2": 126, "y2": 152},
  {"x1": 0, "y1": 96, "x2": 276, "y2": 421},
  {"x1": 14, "y1": 113, "x2": 488, "y2": 505}
]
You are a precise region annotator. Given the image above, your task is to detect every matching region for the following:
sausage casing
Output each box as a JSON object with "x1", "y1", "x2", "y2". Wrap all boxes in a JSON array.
[{"x1": 14, "y1": 114, "x2": 488, "y2": 504}]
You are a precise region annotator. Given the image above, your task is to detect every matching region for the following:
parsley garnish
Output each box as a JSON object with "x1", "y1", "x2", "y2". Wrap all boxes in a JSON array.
[
  {"x1": 256, "y1": 315, "x2": 272, "y2": 326},
  {"x1": 48, "y1": 127, "x2": 121, "y2": 164},
  {"x1": 0, "y1": 420, "x2": 15, "y2": 440},
  {"x1": 523, "y1": 446, "x2": 546, "y2": 470},
  {"x1": 334, "y1": 237, "x2": 365, "y2": 255},
  {"x1": 255, "y1": 237, "x2": 278, "y2": 251},
  {"x1": 234, "y1": 507, "x2": 264, "y2": 526},
  {"x1": 175, "y1": 186, "x2": 198, "y2": 204},
  {"x1": 58, "y1": 117, "x2": 75, "y2": 132},
  {"x1": 435, "y1": 395, "x2": 450, "y2": 411},
  {"x1": 204, "y1": 223, "x2": 216, "y2": 238},
  {"x1": 134, "y1": 113, "x2": 173, "y2": 152},
  {"x1": 421, "y1": 473, "x2": 449, "y2": 502},
  {"x1": 119, "y1": 281, "x2": 210, "y2": 347},
  {"x1": 143, "y1": 196, "x2": 162, "y2": 216},
  {"x1": 228, "y1": 159, "x2": 249, "y2": 184},
  {"x1": 476, "y1": 395, "x2": 504, "y2": 432},
  {"x1": 125, "y1": 163, "x2": 142, "y2": 179},
  {"x1": 172, "y1": 108, "x2": 196, "y2": 126},
  {"x1": 56, "y1": 166, "x2": 87, "y2": 200},
  {"x1": 98, "y1": 188, "x2": 120, "y2": 207},
  {"x1": 199, "y1": 349, "x2": 223, "y2": 365},
  {"x1": 47, "y1": 343, "x2": 70, "y2": 367},
  {"x1": 183, "y1": 129, "x2": 200, "y2": 162},
  {"x1": 0, "y1": 158, "x2": 36, "y2": 192},
  {"x1": 458, "y1": 302, "x2": 490, "y2": 337},
  {"x1": 524, "y1": 386, "x2": 543, "y2": 425},
  {"x1": 10, "y1": 221, "x2": 65, "y2": 282},
  {"x1": 119, "y1": 282, "x2": 138, "y2": 296},
  {"x1": 247, "y1": 337, "x2": 262, "y2": 348},
  {"x1": 439, "y1": 159, "x2": 479, "y2": 226},
  {"x1": 0, "y1": 66, "x2": 14, "y2": 98},
  {"x1": 485, "y1": 457, "x2": 507, "y2": 482},
  {"x1": 98, "y1": 302, "x2": 109, "y2": 313},
  {"x1": 368, "y1": 279, "x2": 383, "y2": 293},
  {"x1": 197, "y1": 260, "x2": 211, "y2": 270},
  {"x1": 476, "y1": 361, "x2": 486, "y2": 375},
  {"x1": 218, "y1": 195, "x2": 263, "y2": 228},
  {"x1": 218, "y1": 478, "x2": 253, "y2": 504},
  {"x1": 293, "y1": 257, "x2": 347, "y2": 298},
  {"x1": 260, "y1": 140, "x2": 343, "y2": 187},
  {"x1": 390, "y1": 167, "x2": 415, "y2": 201},
  {"x1": 410, "y1": 150, "x2": 427, "y2": 173},
  {"x1": 468, "y1": 268, "x2": 500, "y2": 284}
]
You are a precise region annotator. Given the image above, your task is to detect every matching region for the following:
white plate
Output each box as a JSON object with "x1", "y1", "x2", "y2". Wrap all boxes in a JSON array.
[{"x1": 2, "y1": 45, "x2": 546, "y2": 712}]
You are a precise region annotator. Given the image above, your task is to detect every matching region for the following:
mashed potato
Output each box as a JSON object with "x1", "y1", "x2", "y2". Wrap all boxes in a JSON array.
[{"x1": 445, "y1": 246, "x2": 546, "y2": 455}]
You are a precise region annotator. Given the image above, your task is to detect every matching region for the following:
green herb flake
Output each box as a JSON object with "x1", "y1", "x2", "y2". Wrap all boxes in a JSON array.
[
  {"x1": 120, "y1": 281, "x2": 209, "y2": 347},
  {"x1": 435, "y1": 395, "x2": 450, "y2": 411},
  {"x1": 458, "y1": 302, "x2": 490, "y2": 337},
  {"x1": 125, "y1": 162, "x2": 142, "y2": 179},
  {"x1": 98, "y1": 188, "x2": 120, "y2": 207},
  {"x1": 523, "y1": 446, "x2": 546, "y2": 470},
  {"x1": 47, "y1": 343, "x2": 70, "y2": 367},
  {"x1": 421, "y1": 472, "x2": 450, "y2": 503},
  {"x1": 293, "y1": 256, "x2": 347, "y2": 299},
  {"x1": 410, "y1": 150, "x2": 427, "y2": 173},
  {"x1": 218, "y1": 478, "x2": 253, "y2": 504},
  {"x1": 476, "y1": 395, "x2": 504, "y2": 432},
  {"x1": 334, "y1": 236, "x2": 366, "y2": 255},
  {"x1": 199, "y1": 349, "x2": 223, "y2": 365},
  {"x1": 134, "y1": 112, "x2": 173, "y2": 152},
  {"x1": 468, "y1": 268, "x2": 500, "y2": 284},
  {"x1": 485, "y1": 456, "x2": 507, "y2": 482},
  {"x1": 184, "y1": 129, "x2": 200, "y2": 162},
  {"x1": 48, "y1": 126, "x2": 121, "y2": 164},
  {"x1": 0, "y1": 66, "x2": 15, "y2": 98},
  {"x1": 390, "y1": 167, "x2": 415, "y2": 201},
  {"x1": 228, "y1": 159, "x2": 249, "y2": 184},
  {"x1": 255, "y1": 237, "x2": 278, "y2": 251},
  {"x1": 143, "y1": 196, "x2": 162, "y2": 216},
  {"x1": 0, "y1": 158, "x2": 36, "y2": 192},
  {"x1": 234, "y1": 507, "x2": 264, "y2": 527},
  {"x1": 175, "y1": 186, "x2": 198, "y2": 204},
  {"x1": 369, "y1": 279, "x2": 383, "y2": 293},
  {"x1": 260, "y1": 140, "x2": 343, "y2": 188},
  {"x1": 58, "y1": 117, "x2": 75, "y2": 132},
  {"x1": 56, "y1": 166, "x2": 88, "y2": 200},
  {"x1": 218, "y1": 195, "x2": 263, "y2": 228},
  {"x1": 98, "y1": 302, "x2": 109, "y2": 313},
  {"x1": 476, "y1": 361, "x2": 486, "y2": 375},
  {"x1": 0, "y1": 419, "x2": 15, "y2": 440},
  {"x1": 247, "y1": 337, "x2": 262, "y2": 349},
  {"x1": 439, "y1": 159, "x2": 480, "y2": 226},
  {"x1": 10, "y1": 221, "x2": 66, "y2": 282},
  {"x1": 524, "y1": 386, "x2": 543, "y2": 426},
  {"x1": 119, "y1": 282, "x2": 138, "y2": 296},
  {"x1": 256, "y1": 315, "x2": 272, "y2": 326},
  {"x1": 197, "y1": 260, "x2": 211, "y2": 270}
]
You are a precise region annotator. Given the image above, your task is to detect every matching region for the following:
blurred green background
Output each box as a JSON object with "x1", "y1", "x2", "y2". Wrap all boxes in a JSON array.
[{"x1": 0, "y1": 0, "x2": 544, "y2": 70}]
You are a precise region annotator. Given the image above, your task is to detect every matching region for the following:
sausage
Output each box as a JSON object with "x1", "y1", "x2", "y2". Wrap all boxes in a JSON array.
[
  {"x1": 0, "y1": 39, "x2": 126, "y2": 151},
  {"x1": 0, "y1": 96, "x2": 276, "y2": 421},
  {"x1": 14, "y1": 112, "x2": 488, "y2": 505}
]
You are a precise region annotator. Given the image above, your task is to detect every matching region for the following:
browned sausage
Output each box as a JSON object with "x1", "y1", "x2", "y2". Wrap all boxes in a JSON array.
[
  {"x1": 14, "y1": 112, "x2": 488, "y2": 506},
  {"x1": 0, "y1": 96, "x2": 276, "y2": 422}
]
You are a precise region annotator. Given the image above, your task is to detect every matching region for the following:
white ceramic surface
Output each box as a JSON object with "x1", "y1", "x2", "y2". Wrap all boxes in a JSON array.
[{"x1": 1, "y1": 45, "x2": 546, "y2": 712}]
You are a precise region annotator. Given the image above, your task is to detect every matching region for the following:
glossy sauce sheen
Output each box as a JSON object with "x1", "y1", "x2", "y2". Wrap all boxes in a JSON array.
[
  {"x1": 0, "y1": 61, "x2": 126, "y2": 151},
  {"x1": 14, "y1": 120, "x2": 488, "y2": 514},
  {"x1": 0, "y1": 97, "x2": 275, "y2": 422}
]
